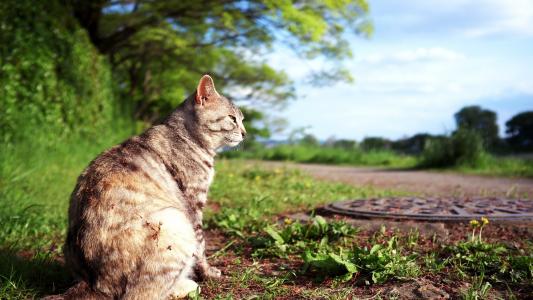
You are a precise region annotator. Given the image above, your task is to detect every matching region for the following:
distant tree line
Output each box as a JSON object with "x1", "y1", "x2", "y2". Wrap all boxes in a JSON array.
[
  {"x1": 245, "y1": 106, "x2": 533, "y2": 154},
  {"x1": 335, "y1": 107, "x2": 533, "y2": 154}
]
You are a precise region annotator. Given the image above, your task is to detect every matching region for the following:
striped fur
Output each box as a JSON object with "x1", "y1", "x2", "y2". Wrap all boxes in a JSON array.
[{"x1": 62, "y1": 75, "x2": 246, "y2": 299}]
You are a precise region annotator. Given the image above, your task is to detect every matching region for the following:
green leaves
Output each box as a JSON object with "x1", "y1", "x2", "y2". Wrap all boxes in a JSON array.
[
  {"x1": 302, "y1": 236, "x2": 420, "y2": 284},
  {"x1": 352, "y1": 237, "x2": 420, "y2": 284},
  {"x1": 0, "y1": 0, "x2": 121, "y2": 148},
  {"x1": 70, "y1": 0, "x2": 373, "y2": 123},
  {"x1": 250, "y1": 216, "x2": 357, "y2": 258},
  {"x1": 303, "y1": 250, "x2": 357, "y2": 281}
]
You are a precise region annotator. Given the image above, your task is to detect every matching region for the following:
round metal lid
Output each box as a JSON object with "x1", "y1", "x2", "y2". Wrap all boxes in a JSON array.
[{"x1": 323, "y1": 197, "x2": 533, "y2": 222}]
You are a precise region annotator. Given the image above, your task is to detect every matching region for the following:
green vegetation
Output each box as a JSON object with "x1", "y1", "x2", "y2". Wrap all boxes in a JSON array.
[
  {"x1": 0, "y1": 155, "x2": 394, "y2": 298},
  {"x1": 1, "y1": 158, "x2": 531, "y2": 298},
  {"x1": 0, "y1": 0, "x2": 127, "y2": 149},
  {"x1": 207, "y1": 186, "x2": 532, "y2": 298},
  {"x1": 223, "y1": 145, "x2": 416, "y2": 168},
  {"x1": 223, "y1": 107, "x2": 533, "y2": 177},
  {"x1": 223, "y1": 143, "x2": 533, "y2": 177},
  {"x1": 1, "y1": 0, "x2": 532, "y2": 298},
  {"x1": 70, "y1": 0, "x2": 372, "y2": 122},
  {"x1": 420, "y1": 129, "x2": 486, "y2": 168}
]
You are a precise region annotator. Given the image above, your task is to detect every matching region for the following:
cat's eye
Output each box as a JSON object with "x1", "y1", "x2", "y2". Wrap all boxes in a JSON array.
[{"x1": 229, "y1": 115, "x2": 237, "y2": 123}]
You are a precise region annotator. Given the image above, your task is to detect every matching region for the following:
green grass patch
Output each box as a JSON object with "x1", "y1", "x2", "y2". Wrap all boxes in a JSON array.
[
  {"x1": 222, "y1": 143, "x2": 533, "y2": 178},
  {"x1": 1, "y1": 145, "x2": 531, "y2": 298},
  {"x1": 222, "y1": 145, "x2": 417, "y2": 168}
]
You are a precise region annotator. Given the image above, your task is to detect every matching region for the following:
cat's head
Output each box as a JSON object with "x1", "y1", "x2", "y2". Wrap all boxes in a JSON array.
[{"x1": 191, "y1": 75, "x2": 246, "y2": 149}]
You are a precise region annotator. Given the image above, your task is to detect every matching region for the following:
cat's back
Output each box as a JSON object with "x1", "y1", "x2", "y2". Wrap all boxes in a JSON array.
[{"x1": 72, "y1": 128, "x2": 180, "y2": 208}]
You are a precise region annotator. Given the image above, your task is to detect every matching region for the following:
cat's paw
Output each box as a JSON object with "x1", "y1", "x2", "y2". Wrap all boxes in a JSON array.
[
  {"x1": 204, "y1": 266, "x2": 222, "y2": 279},
  {"x1": 169, "y1": 279, "x2": 199, "y2": 299}
]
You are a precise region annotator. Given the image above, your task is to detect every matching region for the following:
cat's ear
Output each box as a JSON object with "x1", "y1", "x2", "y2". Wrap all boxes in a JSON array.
[{"x1": 195, "y1": 74, "x2": 220, "y2": 105}]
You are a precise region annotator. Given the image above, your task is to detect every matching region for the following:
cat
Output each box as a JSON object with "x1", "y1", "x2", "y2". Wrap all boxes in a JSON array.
[{"x1": 59, "y1": 75, "x2": 246, "y2": 299}]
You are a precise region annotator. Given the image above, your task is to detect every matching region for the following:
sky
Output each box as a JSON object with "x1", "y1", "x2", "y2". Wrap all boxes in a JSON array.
[{"x1": 270, "y1": 0, "x2": 533, "y2": 141}]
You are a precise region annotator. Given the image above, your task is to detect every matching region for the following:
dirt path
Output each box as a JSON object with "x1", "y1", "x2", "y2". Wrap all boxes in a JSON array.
[{"x1": 259, "y1": 161, "x2": 533, "y2": 198}]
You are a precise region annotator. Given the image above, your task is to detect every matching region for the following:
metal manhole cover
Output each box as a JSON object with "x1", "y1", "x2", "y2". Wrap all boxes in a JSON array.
[{"x1": 323, "y1": 197, "x2": 533, "y2": 222}]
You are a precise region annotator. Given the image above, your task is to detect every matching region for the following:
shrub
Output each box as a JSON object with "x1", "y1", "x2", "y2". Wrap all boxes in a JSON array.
[
  {"x1": 419, "y1": 129, "x2": 486, "y2": 168},
  {"x1": 0, "y1": 0, "x2": 122, "y2": 149}
]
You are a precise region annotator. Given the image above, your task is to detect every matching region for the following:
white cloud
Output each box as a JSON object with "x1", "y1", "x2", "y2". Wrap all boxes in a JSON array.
[
  {"x1": 359, "y1": 47, "x2": 465, "y2": 65},
  {"x1": 373, "y1": 0, "x2": 533, "y2": 38},
  {"x1": 460, "y1": 0, "x2": 533, "y2": 37},
  {"x1": 277, "y1": 41, "x2": 533, "y2": 140},
  {"x1": 265, "y1": 1, "x2": 533, "y2": 140}
]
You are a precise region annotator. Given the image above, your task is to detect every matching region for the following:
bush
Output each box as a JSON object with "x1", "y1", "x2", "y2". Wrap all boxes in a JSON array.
[
  {"x1": 419, "y1": 129, "x2": 486, "y2": 168},
  {"x1": 0, "y1": 0, "x2": 122, "y2": 149}
]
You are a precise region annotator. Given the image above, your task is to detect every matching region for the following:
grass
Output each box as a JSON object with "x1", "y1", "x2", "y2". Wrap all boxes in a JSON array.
[
  {"x1": 223, "y1": 144, "x2": 533, "y2": 178},
  {"x1": 0, "y1": 141, "x2": 398, "y2": 299},
  {"x1": 1, "y1": 143, "x2": 532, "y2": 299},
  {"x1": 222, "y1": 145, "x2": 417, "y2": 168},
  {"x1": 452, "y1": 155, "x2": 533, "y2": 178}
]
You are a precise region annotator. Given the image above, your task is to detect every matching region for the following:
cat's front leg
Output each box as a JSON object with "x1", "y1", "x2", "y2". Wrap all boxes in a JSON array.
[
  {"x1": 192, "y1": 213, "x2": 221, "y2": 280},
  {"x1": 194, "y1": 240, "x2": 222, "y2": 280}
]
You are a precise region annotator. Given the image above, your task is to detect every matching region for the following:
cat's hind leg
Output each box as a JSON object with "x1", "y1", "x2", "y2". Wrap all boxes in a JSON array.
[{"x1": 121, "y1": 207, "x2": 199, "y2": 299}]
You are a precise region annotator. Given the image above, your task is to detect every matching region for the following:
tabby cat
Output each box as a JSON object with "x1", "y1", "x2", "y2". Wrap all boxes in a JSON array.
[{"x1": 61, "y1": 75, "x2": 246, "y2": 299}]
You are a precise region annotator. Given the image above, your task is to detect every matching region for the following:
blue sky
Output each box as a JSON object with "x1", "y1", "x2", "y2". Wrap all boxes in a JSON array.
[{"x1": 269, "y1": 0, "x2": 533, "y2": 140}]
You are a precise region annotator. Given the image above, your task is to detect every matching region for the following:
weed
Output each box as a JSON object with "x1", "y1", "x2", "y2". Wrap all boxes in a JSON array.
[
  {"x1": 351, "y1": 237, "x2": 421, "y2": 284},
  {"x1": 249, "y1": 216, "x2": 358, "y2": 258},
  {"x1": 424, "y1": 252, "x2": 448, "y2": 273},
  {"x1": 303, "y1": 236, "x2": 420, "y2": 283},
  {"x1": 462, "y1": 275, "x2": 492, "y2": 300}
]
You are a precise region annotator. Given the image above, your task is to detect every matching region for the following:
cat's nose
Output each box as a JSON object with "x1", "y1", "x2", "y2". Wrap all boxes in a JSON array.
[{"x1": 241, "y1": 130, "x2": 246, "y2": 138}]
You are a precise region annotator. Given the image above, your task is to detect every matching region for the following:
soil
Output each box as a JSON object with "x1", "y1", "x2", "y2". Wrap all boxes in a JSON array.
[
  {"x1": 202, "y1": 220, "x2": 533, "y2": 299},
  {"x1": 201, "y1": 162, "x2": 533, "y2": 299},
  {"x1": 260, "y1": 161, "x2": 533, "y2": 199}
]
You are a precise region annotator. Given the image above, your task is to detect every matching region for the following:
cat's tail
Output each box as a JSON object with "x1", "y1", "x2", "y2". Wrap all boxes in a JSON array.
[{"x1": 41, "y1": 281, "x2": 109, "y2": 300}]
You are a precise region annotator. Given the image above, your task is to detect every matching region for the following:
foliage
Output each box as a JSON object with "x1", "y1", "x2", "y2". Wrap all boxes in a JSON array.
[
  {"x1": 0, "y1": 0, "x2": 125, "y2": 149},
  {"x1": 208, "y1": 162, "x2": 397, "y2": 220},
  {"x1": 350, "y1": 237, "x2": 421, "y2": 283},
  {"x1": 69, "y1": 0, "x2": 373, "y2": 122},
  {"x1": 445, "y1": 239, "x2": 507, "y2": 278},
  {"x1": 505, "y1": 111, "x2": 533, "y2": 151},
  {"x1": 2, "y1": 157, "x2": 532, "y2": 298},
  {"x1": 419, "y1": 129, "x2": 487, "y2": 168},
  {"x1": 249, "y1": 216, "x2": 358, "y2": 258},
  {"x1": 238, "y1": 107, "x2": 271, "y2": 150},
  {"x1": 440, "y1": 219, "x2": 532, "y2": 286},
  {"x1": 360, "y1": 137, "x2": 392, "y2": 151},
  {"x1": 210, "y1": 199, "x2": 268, "y2": 238},
  {"x1": 222, "y1": 144, "x2": 416, "y2": 168},
  {"x1": 462, "y1": 275, "x2": 493, "y2": 300},
  {"x1": 329, "y1": 139, "x2": 358, "y2": 150},
  {"x1": 303, "y1": 236, "x2": 420, "y2": 283},
  {"x1": 454, "y1": 106, "x2": 499, "y2": 149},
  {"x1": 391, "y1": 133, "x2": 437, "y2": 155}
]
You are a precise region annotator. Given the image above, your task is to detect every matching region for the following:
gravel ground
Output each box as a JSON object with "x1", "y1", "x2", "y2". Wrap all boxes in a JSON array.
[{"x1": 259, "y1": 161, "x2": 533, "y2": 199}]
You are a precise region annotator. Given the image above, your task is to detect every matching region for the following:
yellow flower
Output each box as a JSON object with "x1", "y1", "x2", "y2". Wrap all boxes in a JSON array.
[
  {"x1": 481, "y1": 217, "x2": 489, "y2": 226},
  {"x1": 470, "y1": 220, "x2": 479, "y2": 227},
  {"x1": 254, "y1": 175, "x2": 261, "y2": 181},
  {"x1": 284, "y1": 218, "x2": 293, "y2": 225}
]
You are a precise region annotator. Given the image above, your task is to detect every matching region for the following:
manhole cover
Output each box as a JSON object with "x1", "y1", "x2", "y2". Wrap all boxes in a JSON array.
[{"x1": 323, "y1": 197, "x2": 533, "y2": 222}]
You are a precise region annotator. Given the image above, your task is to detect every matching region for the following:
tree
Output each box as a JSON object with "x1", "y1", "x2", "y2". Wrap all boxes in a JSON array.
[
  {"x1": 239, "y1": 107, "x2": 271, "y2": 150},
  {"x1": 505, "y1": 111, "x2": 533, "y2": 151},
  {"x1": 69, "y1": 0, "x2": 373, "y2": 123},
  {"x1": 300, "y1": 134, "x2": 320, "y2": 146},
  {"x1": 454, "y1": 106, "x2": 499, "y2": 149},
  {"x1": 360, "y1": 137, "x2": 391, "y2": 151},
  {"x1": 332, "y1": 139, "x2": 358, "y2": 150},
  {"x1": 391, "y1": 133, "x2": 437, "y2": 155}
]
